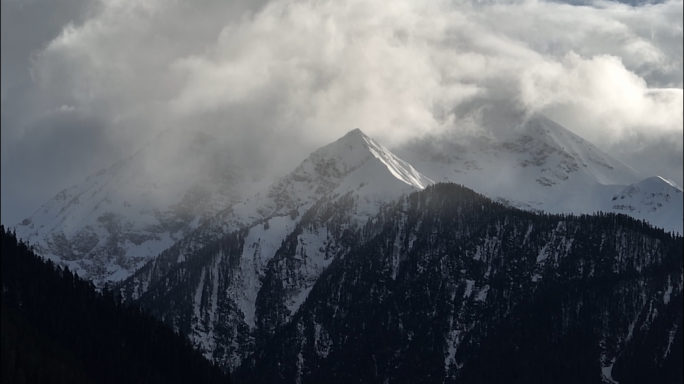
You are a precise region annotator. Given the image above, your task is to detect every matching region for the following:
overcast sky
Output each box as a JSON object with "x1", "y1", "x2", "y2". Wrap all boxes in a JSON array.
[{"x1": 1, "y1": 0, "x2": 682, "y2": 225}]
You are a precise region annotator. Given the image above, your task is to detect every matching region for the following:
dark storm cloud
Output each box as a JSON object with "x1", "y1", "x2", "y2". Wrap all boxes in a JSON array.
[
  {"x1": 1, "y1": 0, "x2": 273, "y2": 224},
  {"x1": 0, "y1": 109, "x2": 118, "y2": 222},
  {"x1": 1, "y1": 0, "x2": 682, "y2": 224},
  {"x1": 2, "y1": 0, "x2": 99, "y2": 224},
  {"x1": 1, "y1": 0, "x2": 95, "y2": 102}
]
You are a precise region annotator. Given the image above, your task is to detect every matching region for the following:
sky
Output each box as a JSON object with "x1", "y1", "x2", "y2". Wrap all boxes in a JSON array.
[{"x1": 1, "y1": 0, "x2": 682, "y2": 225}]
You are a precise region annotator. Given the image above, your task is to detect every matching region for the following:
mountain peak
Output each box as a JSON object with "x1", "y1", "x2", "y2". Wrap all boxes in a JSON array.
[
  {"x1": 323, "y1": 127, "x2": 372, "y2": 152},
  {"x1": 642, "y1": 176, "x2": 681, "y2": 190},
  {"x1": 312, "y1": 128, "x2": 432, "y2": 190},
  {"x1": 394, "y1": 112, "x2": 678, "y2": 227},
  {"x1": 346, "y1": 127, "x2": 366, "y2": 136},
  {"x1": 611, "y1": 175, "x2": 683, "y2": 234},
  {"x1": 14, "y1": 127, "x2": 251, "y2": 285},
  {"x1": 229, "y1": 129, "x2": 432, "y2": 226}
]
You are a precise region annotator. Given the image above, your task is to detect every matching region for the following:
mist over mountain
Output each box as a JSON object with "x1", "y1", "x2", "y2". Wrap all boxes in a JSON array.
[
  {"x1": 2, "y1": 0, "x2": 682, "y2": 228},
  {"x1": 13, "y1": 128, "x2": 270, "y2": 286},
  {"x1": 5, "y1": 109, "x2": 683, "y2": 382},
  {"x1": 2, "y1": 0, "x2": 682, "y2": 381},
  {"x1": 15, "y1": 113, "x2": 681, "y2": 289},
  {"x1": 396, "y1": 108, "x2": 683, "y2": 233}
]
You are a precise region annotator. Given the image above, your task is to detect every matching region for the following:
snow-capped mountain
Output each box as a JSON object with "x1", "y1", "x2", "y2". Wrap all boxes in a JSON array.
[
  {"x1": 14, "y1": 128, "x2": 263, "y2": 285},
  {"x1": 234, "y1": 184, "x2": 682, "y2": 383},
  {"x1": 14, "y1": 112, "x2": 682, "y2": 290},
  {"x1": 609, "y1": 176, "x2": 683, "y2": 234},
  {"x1": 11, "y1": 110, "x2": 681, "y2": 379},
  {"x1": 113, "y1": 119, "x2": 681, "y2": 373},
  {"x1": 183, "y1": 128, "x2": 431, "y2": 241},
  {"x1": 126, "y1": 184, "x2": 683, "y2": 382},
  {"x1": 395, "y1": 112, "x2": 683, "y2": 233},
  {"x1": 120, "y1": 128, "x2": 432, "y2": 367},
  {"x1": 218, "y1": 128, "x2": 432, "y2": 327},
  {"x1": 135, "y1": 127, "x2": 433, "y2": 294}
]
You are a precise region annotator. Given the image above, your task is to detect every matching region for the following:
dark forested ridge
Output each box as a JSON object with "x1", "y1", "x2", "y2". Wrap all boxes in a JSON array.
[
  {"x1": 110, "y1": 182, "x2": 684, "y2": 383},
  {"x1": 8, "y1": 181, "x2": 681, "y2": 384},
  {"x1": 0, "y1": 226, "x2": 231, "y2": 384},
  {"x1": 233, "y1": 184, "x2": 683, "y2": 383}
]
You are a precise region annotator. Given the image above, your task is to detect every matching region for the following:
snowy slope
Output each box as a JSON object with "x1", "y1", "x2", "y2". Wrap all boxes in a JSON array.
[
  {"x1": 130, "y1": 183, "x2": 683, "y2": 377},
  {"x1": 14, "y1": 129, "x2": 261, "y2": 285},
  {"x1": 178, "y1": 128, "x2": 432, "y2": 252},
  {"x1": 608, "y1": 176, "x2": 683, "y2": 234},
  {"x1": 396, "y1": 112, "x2": 681, "y2": 233},
  {"x1": 122, "y1": 128, "x2": 433, "y2": 368},
  {"x1": 186, "y1": 128, "x2": 433, "y2": 325},
  {"x1": 233, "y1": 184, "x2": 683, "y2": 383},
  {"x1": 117, "y1": 124, "x2": 681, "y2": 370},
  {"x1": 225, "y1": 128, "x2": 430, "y2": 225}
]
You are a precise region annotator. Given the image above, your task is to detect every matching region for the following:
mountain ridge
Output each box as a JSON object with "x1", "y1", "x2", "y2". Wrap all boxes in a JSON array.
[
  {"x1": 395, "y1": 113, "x2": 682, "y2": 233},
  {"x1": 14, "y1": 113, "x2": 683, "y2": 291},
  {"x1": 114, "y1": 183, "x2": 682, "y2": 381},
  {"x1": 233, "y1": 183, "x2": 682, "y2": 383},
  {"x1": 14, "y1": 128, "x2": 260, "y2": 285}
]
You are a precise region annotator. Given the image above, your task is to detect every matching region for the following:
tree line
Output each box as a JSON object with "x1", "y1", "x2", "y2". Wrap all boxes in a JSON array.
[{"x1": 1, "y1": 225, "x2": 231, "y2": 384}]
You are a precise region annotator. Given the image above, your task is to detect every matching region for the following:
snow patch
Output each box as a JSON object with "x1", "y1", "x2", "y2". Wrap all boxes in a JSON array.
[
  {"x1": 463, "y1": 279, "x2": 475, "y2": 298},
  {"x1": 237, "y1": 215, "x2": 295, "y2": 328},
  {"x1": 363, "y1": 134, "x2": 433, "y2": 190},
  {"x1": 288, "y1": 286, "x2": 314, "y2": 316},
  {"x1": 663, "y1": 277, "x2": 673, "y2": 305},
  {"x1": 601, "y1": 364, "x2": 619, "y2": 384},
  {"x1": 476, "y1": 285, "x2": 489, "y2": 302}
]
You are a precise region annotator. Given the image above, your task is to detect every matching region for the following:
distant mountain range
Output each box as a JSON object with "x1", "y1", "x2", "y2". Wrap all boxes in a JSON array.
[
  {"x1": 15, "y1": 128, "x2": 265, "y2": 285},
  {"x1": 14, "y1": 111, "x2": 682, "y2": 286},
  {"x1": 11, "y1": 109, "x2": 683, "y2": 382},
  {"x1": 396, "y1": 113, "x2": 680, "y2": 230}
]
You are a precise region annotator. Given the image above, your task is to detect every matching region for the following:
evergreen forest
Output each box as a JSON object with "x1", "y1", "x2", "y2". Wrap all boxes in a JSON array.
[{"x1": 0, "y1": 226, "x2": 231, "y2": 384}]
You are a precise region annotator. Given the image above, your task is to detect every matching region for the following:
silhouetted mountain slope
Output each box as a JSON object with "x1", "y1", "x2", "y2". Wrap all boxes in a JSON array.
[
  {"x1": 230, "y1": 184, "x2": 682, "y2": 383},
  {"x1": 0, "y1": 226, "x2": 231, "y2": 384}
]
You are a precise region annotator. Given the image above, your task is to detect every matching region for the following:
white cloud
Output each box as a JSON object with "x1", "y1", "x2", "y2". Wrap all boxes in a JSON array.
[
  {"x1": 520, "y1": 53, "x2": 682, "y2": 143},
  {"x1": 2, "y1": 0, "x2": 682, "y2": 223}
]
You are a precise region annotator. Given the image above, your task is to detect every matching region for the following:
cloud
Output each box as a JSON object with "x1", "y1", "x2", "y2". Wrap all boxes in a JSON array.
[
  {"x1": 1, "y1": 108, "x2": 118, "y2": 222},
  {"x1": 1, "y1": 0, "x2": 682, "y2": 223},
  {"x1": 520, "y1": 53, "x2": 683, "y2": 143}
]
